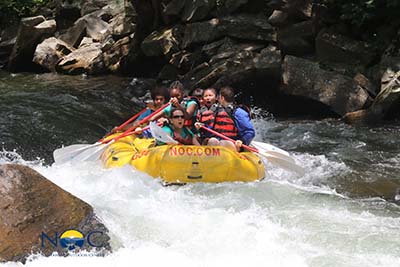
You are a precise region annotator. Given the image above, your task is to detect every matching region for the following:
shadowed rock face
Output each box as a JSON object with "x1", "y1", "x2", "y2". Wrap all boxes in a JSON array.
[{"x1": 0, "y1": 164, "x2": 111, "y2": 263}]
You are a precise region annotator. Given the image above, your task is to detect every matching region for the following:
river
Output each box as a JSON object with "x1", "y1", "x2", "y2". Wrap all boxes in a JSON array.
[{"x1": 1, "y1": 72, "x2": 399, "y2": 267}]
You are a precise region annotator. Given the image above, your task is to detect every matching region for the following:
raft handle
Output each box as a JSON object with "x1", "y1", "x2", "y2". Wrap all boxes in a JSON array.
[{"x1": 187, "y1": 175, "x2": 202, "y2": 179}]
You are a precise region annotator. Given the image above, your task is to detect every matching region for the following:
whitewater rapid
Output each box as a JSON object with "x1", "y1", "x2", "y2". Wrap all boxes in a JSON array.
[{"x1": 2, "y1": 137, "x2": 400, "y2": 267}]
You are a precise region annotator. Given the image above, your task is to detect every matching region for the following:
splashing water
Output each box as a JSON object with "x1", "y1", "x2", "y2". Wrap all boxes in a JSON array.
[{"x1": 2, "y1": 73, "x2": 400, "y2": 266}]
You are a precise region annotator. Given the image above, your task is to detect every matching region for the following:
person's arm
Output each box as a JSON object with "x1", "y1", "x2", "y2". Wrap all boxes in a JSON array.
[
  {"x1": 150, "y1": 105, "x2": 170, "y2": 122},
  {"x1": 234, "y1": 108, "x2": 255, "y2": 145},
  {"x1": 186, "y1": 128, "x2": 200, "y2": 146},
  {"x1": 185, "y1": 100, "x2": 197, "y2": 120},
  {"x1": 192, "y1": 135, "x2": 200, "y2": 146}
]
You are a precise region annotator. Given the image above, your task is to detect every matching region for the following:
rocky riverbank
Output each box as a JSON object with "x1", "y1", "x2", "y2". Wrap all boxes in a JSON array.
[{"x1": 0, "y1": 0, "x2": 399, "y2": 122}]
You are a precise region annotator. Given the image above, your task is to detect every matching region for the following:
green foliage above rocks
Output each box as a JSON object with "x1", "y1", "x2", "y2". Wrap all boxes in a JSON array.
[
  {"x1": 323, "y1": 0, "x2": 400, "y2": 32},
  {"x1": 0, "y1": 0, "x2": 51, "y2": 25}
]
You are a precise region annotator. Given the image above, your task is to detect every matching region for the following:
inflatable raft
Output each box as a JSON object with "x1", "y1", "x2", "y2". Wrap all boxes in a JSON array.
[{"x1": 100, "y1": 134, "x2": 265, "y2": 184}]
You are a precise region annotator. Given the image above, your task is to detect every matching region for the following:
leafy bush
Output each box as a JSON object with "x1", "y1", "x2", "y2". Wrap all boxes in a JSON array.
[
  {"x1": 323, "y1": 0, "x2": 400, "y2": 30},
  {"x1": 0, "y1": 0, "x2": 51, "y2": 25}
]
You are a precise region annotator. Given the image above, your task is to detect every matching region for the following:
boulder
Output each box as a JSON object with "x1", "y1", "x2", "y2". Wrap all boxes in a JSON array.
[
  {"x1": 141, "y1": 25, "x2": 184, "y2": 57},
  {"x1": 275, "y1": 0, "x2": 313, "y2": 19},
  {"x1": 211, "y1": 0, "x2": 248, "y2": 16},
  {"x1": 0, "y1": 164, "x2": 110, "y2": 263},
  {"x1": 103, "y1": 36, "x2": 132, "y2": 73},
  {"x1": 183, "y1": 48, "x2": 281, "y2": 90},
  {"x1": 163, "y1": 0, "x2": 248, "y2": 22},
  {"x1": 59, "y1": 12, "x2": 112, "y2": 48},
  {"x1": 54, "y1": 0, "x2": 82, "y2": 30},
  {"x1": 268, "y1": 10, "x2": 289, "y2": 26},
  {"x1": 33, "y1": 37, "x2": 74, "y2": 72},
  {"x1": 109, "y1": 13, "x2": 136, "y2": 38},
  {"x1": 83, "y1": 15, "x2": 112, "y2": 42},
  {"x1": 59, "y1": 19, "x2": 87, "y2": 48},
  {"x1": 316, "y1": 29, "x2": 377, "y2": 66},
  {"x1": 343, "y1": 58, "x2": 400, "y2": 124},
  {"x1": 163, "y1": 0, "x2": 186, "y2": 17},
  {"x1": 169, "y1": 50, "x2": 202, "y2": 72},
  {"x1": 277, "y1": 20, "x2": 315, "y2": 56},
  {"x1": 180, "y1": 0, "x2": 215, "y2": 22},
  {"x1": 81, "y1": 0, "x2": 109, "y2": 16},
  {"x1": 182, "y1": 14, "x2": 273, "y2": 48},
  {"x1": 56, "y1": 42, "x2": 105, "y2": 74},
  {"x1": 0, "y1": 37, "x2": 16, "y2": 68},
  {"x1": 7, "y1": 17, "x2": 57, "y2": 72},
  {"x1": 282, "y1": 55, "x2": 370, "y2": 116}
]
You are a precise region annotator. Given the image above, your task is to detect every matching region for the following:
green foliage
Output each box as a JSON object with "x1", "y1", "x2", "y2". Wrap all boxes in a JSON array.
[
  {"x1": 0, "y1": 0, "x2": 50, "y2": 18},
  {"x1": 323, "y1": 0, "x2": 400, "y2": 29}
]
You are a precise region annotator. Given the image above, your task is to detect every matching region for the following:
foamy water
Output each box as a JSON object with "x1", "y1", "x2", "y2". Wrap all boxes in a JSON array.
[{"x1": 2, "y1": 141, "x2": 400, "y2": 267}]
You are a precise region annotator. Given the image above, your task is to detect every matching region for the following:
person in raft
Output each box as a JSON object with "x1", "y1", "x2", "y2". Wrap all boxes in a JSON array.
[
  {"x1": 189, "y1": 88, "x2": 204, "y2": 107},
  {"x1": 150, "y1": 81, "x2": 199, "y2": 133},
  {"x1": 158, "y1": 107, "x2": 200, "y2": 146},
  {"x1": 195, "y1": 87, "x2": 219, "y2": 145},
  {"x1": 195, "y1": 86, "x2": 255, "y2": 152},
  {"x1": 111, "y1": 85, "x2": 170, "y2": 137}
]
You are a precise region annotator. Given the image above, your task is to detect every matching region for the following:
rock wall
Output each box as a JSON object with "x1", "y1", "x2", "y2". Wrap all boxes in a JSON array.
[{"x1": 0, "y1": 0, "x2": 399, "y2": 122}]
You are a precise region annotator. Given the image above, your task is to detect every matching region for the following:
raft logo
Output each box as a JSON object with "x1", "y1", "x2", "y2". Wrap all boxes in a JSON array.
[
  {"x1": 169, "y1": 146, "x2": 221, "y2": 157},
  {"x1": 41, "y1": 229, "x2": 105, "y2": 250}
]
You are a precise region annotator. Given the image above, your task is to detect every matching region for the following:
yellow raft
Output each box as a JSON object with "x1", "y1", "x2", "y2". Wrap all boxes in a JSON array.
[{"x1": 100, "y1": 134, "x2": 265, "y2": 184}]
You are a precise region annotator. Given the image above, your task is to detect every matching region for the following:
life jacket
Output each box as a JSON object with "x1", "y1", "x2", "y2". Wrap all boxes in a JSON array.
[
  {"x1": 212, "y1": 104, "x2": 239, "y2": 139},
  {"x1": 180, "y1": 96, "x2": 200, "y2": 129},
  {"x1": 197, "y1": 104, "x2": 218, "y2": 126},
  {"x1": 166, "y1": 125, "x2": 193, "y2": 145},
  {"x1": 212, "y1": 104, "x2": 252, "y2": 139}
]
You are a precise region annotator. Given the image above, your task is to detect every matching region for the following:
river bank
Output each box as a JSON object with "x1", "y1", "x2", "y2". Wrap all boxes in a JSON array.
[{"x1": 1, "y1": 0, "x2": 399, "y2": 123}]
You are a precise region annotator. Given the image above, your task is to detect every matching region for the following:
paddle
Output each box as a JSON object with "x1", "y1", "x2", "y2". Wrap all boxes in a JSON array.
[
  {"x1": 107, "y1": 107, "x2": 147, "y2": 135},
  {"x1": 53, "y1": 103, "x2": 170, "y2": 164},
  {"x1": 149, "y1": 121, "x2": 178, "y2": 144},
  {"x1": 199, "y1": 125, "x2": 305, "y2": 176}
]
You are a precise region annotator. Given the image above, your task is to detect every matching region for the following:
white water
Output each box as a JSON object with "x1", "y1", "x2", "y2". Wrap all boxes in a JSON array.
[{"x1": 2, "y1": 120, "x2": 400, "y2": 267}]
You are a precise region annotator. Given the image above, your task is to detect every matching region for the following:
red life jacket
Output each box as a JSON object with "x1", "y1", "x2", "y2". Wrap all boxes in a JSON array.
[
  {"x1": 212, "y1": 105, "x2": 239, "y2": 139},
  {"x1": 197, "y1": 104, "x2": 218, "y2": 126}
]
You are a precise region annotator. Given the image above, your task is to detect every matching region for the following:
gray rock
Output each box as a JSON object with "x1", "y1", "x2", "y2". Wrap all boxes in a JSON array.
[
  {"x1": 59, "y1": 19, "x2": 87, "y2": 48},
  {"x1": 141, "y1": 25, "x2": 184, "y2": 57},
  {"x1": 182, "y1": 14, "x2": 273, "y2": 48},
  {"x1": 277, "y1": 20, "x2": 315, "y2": 56},
  {"x1": 33, "y1": 37, "x2": 74, "y2": 72},
  {"x1": 282, "y1": 55, "x2": 370, "y2": 116},
  {"x1": 316, "y1": 29, "x2": 377, "y2": 66},
  {"x1": 56, "y1": 42, "x2": 105, "y2": 74},
  {"x1": 7, "y1": 17, "x2": 56, "y2": 72},
  {"x1": 0, "y1": 164, "x2": 111, "y2": 263},
  {"x1": 109, "y1": 13, "x2": 136, "y2": 38},
  {"x1": 103, "y1": 36, "x2": 132, "y2": 73},
  {"x1": 81, "y1": 0, "x2": 109, "y2": 16},
  {"x1": 182, "y1": 48, "x2": 281, "y2": 90}
]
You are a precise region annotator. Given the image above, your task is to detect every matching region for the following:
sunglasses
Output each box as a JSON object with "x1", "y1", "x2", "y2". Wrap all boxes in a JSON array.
[{"x1": 172, "y1": 115, "x2": 184, "y2": 119}]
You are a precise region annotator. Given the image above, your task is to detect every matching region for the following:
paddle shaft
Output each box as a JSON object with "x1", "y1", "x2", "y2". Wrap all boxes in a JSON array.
[
  {"x1": 200, "y1": 125, "x2": 258, "y2": 153},
  {"x1": 114, "y1": 107, "x2": 147, "y2": 132},
  {"x1": 109, "y1": 122, "x2": 162, "y2": 143},
  {"x1": 100, "y1": 103, "x2": 170, "y2": 144}
]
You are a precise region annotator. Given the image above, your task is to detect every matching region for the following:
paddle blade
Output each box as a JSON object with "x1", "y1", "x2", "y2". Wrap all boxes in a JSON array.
[
  {"x1": 251, "y1": 140, "x2": 290, "y2": 156},
  {"x1": 261, "y1": 151, "x2": 305, "y2": 176},
  {"x1": 150, "y1": 122, "x2": 178, "y2": 144},
  {"x1": 53, "y1": 142, "x2": 105, "y2": 164}
]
